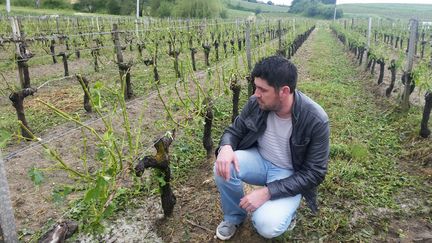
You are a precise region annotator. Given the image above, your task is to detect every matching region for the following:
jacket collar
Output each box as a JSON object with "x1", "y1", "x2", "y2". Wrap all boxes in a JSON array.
[{"x1": 292, "y1": 90, "x2": 301, "y2": 123}]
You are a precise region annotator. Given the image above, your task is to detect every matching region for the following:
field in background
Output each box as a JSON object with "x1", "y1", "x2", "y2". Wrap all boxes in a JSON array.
[
  {"x1": 225, "y1": 0, "x2": 290, "y2": 13},
  {"x1": 339, "y1": 3, "x2": 432, "y2": 21}
]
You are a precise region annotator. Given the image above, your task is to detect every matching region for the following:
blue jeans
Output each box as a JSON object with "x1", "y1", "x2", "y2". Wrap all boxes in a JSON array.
[{"x1": 214, "y1": 147, "x2": 301, "y2": 239}]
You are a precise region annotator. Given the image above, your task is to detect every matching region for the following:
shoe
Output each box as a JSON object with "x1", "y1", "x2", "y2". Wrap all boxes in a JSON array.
[
  {"x1": 216, "y1": 221, "x2": 239, "y2": 240},
  {"x1": 287, "y1": 214, "x2": 297, "y2": 231}
]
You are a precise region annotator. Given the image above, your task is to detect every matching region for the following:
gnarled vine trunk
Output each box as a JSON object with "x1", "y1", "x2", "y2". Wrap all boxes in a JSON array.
[
  {"x1": 135, "y1": 133, "x2": 176, "y2": 216},
  {"x1": 230, "y1": 78, "x2": 241, "y2": 122},
  {"x1": 9, "y1": 88, "x2": 37, "y2": 139},
  {"x1": 386, "y1": 59, "x2": 397, "y2": 97},
  {"x1": 420, "y1": 92, "x2": 432, "y2": 138},
  {"x1": 377, "y1": 59, "x2": 385, "y2": 85},
  {"x1": 202, "y1": 98, "x2": 214, "y2": 159}
]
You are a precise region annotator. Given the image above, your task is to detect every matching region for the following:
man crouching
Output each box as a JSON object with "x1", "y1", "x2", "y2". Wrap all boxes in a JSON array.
[{"x1": 214, "y1": 55, "x2": 330, "y2": 240}]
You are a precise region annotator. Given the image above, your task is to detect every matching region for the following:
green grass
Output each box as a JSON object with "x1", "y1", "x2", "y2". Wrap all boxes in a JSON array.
[
  {"x1": 273, "y1": 26, "x2": 432, "y2": 241},
  {"x1": 224, "y1": 0, "x2": 290, "y2": 13},
  {"x1": 226, "y1": 8, "x2": 254, "y2": 18},
  {"x1": 339, "y1": 3, "x2": 432, "y2": 20}
]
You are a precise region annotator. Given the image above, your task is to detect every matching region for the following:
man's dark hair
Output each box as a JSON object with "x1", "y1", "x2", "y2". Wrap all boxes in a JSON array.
[{"x1": 251, "y1": 55, "x2": 297, "y2": 93}]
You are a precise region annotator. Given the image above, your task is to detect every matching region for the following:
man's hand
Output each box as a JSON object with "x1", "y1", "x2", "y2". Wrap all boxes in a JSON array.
[
  {"x1": 239, "y1": 187, "x2": 270, "y2": 213},
  {"x1": 215, "y1": 145, "x2": 239, "y2": 181}
]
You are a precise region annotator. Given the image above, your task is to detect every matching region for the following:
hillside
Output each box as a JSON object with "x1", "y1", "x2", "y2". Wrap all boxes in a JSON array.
[
  {"x1": 225, "y1": 0, "x2": 290, "y2": 13},
  {"x1": 224, "y1": 0, "x2": 291, "y2": 18},
  {"x1": 339, "y1": 3, "x2": 432, "y2": 20}
]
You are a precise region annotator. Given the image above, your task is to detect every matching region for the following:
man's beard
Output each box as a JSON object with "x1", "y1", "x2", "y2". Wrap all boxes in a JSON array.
[{"x1": 257, "y1": 99, "x2": 281, "y2": 111}]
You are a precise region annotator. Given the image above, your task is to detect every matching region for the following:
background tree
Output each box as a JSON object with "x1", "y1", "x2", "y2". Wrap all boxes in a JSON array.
[
  {"x1": 42, "y1": 0, "x2": 70, "y2": 9},
  {"x1": 73, "y1": 0, "x2": 105, "y2": 12},
  {"x1": 321, "y1": 0, "x2": 336, "y2": 4},
  {"x1": 150, "y1": 0, "x2": 175, "y2": 17},
  {"x1": 255, "y1": 6, "x2": 262, "y2": 15},
  {"x1": 289, "y1": 0, "x2": 342, "y2": 19},
  {"x1": 107, "y1": 0, "x2": 121, "y2": 14},
  {"x1": 175, "y1": 0, "x2": 223, "y2": 18}
]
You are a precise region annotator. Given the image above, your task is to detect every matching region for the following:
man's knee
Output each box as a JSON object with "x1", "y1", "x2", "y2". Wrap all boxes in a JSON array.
[{"x1": 252, "y1": 212, "x2": 294, "y2": 239}]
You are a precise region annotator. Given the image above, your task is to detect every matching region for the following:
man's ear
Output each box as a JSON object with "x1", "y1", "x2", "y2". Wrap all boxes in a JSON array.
[{"x1": 280, "y1": 86, "x2": 291, "y2": 96}]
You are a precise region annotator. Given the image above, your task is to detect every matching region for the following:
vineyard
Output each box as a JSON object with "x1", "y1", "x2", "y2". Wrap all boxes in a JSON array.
[{"x1": 0, "y1": 11, "x2": 431, "y2": 243}]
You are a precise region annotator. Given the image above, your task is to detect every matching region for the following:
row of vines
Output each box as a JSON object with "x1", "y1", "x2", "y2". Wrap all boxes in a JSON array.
[
  {"x1": 0, "y1": 15, "x2": 315, "y2": 241},
  {"x1": 331, "y1": 18, "x2": 432, "y2": 138}
]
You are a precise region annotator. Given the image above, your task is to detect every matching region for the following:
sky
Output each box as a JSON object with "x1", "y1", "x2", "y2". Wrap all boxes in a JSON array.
[{"x1": 271, "y1": 0, "x2": 432, "y2": 5}]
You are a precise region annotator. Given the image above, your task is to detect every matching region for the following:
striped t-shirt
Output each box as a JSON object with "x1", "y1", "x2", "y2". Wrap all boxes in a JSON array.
[{"x1": 257, "y1": 111, "x2": 293, "y2": 169}]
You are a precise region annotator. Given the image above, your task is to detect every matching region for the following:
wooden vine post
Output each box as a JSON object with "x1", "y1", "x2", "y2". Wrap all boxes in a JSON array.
[
  {"x1": 91, "y1": 47, "x2": 100, "y2": 72},
  {"x1": 419, "y1": 41, "x2": 432, "y2": 138},
  {"x1": 11, "y1": 17, "x2": 33, "y2": 89},
  {"x1": 187, "y1": 19, "x2": 197, "y2": 71},
  {"x1": 0, "y1": 152, "x2": 19, "y2": 243},
  {"x1": 278, "y1": 19, "x2": 282, "y2": 54},
  {"x1": 365, "y1": 17, "x2": 372, "y2": 67},
  {"x1": 420, "y1": 92, "x2": 432, "y2": 138},
  {"x1": 420, "y1": 32, "x2": 426, "y2": 59},
  {"x1": 57, "y1": 52, "x2": 72, "y2": 77},
  {"x1": 202, "y1": 42, "x2": 211, "y2": 67},
  {"x1": 135, "y1": 133, "x2": 176, "y2": 216},
  {"x1": 9, "y1": 88, "x2": 37, "y2": 139},
  {"x1": 112, "y1": 24, "x2": 133, "y2": 99},
  {"x1": 230, "y1": 77, "x2": 241, "y2": 122},
  {"x1": 168, "y1": 37, "x2": 181, "y2": 78},
  {"x1": 401, "y1": 18, "x2": 418, "y2": 111},
  {"x1": 377, "y1": 58, "x2": 385, "y2": 85},
  {"x1": 50, "y1": 39, "x2": 57, "y2": 64},
  {"x1": 245, "y1": 20, "x2": 253, "y2": 97},
  {"x1": 76, "y1": 74, "x2": 92, "y2": 113},
  {"x1": 153, "y1": 42, "x2": 160, "y2": 83},
  {"x1": 214, "y1": 30, "x2": 220, "y2": 61},
  {"x1": 386, "y1": 59, "x2": 397, "y2": 97},
  {"x1": 202, "y1": 98, "x2": 214, "y2": 159}
]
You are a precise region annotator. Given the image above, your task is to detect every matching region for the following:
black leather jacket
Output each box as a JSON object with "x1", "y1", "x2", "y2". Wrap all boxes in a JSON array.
[{"x1": 217, "y1": 90, "x2": 330, "y2": 213}]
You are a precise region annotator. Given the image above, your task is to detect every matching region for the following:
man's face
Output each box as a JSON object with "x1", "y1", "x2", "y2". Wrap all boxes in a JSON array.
[{"x1": 253, "y1": 77, "x2": 282, "y2": 111}]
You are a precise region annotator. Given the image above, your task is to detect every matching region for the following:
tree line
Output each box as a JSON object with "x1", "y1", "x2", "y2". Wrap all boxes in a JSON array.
[
  {"x1": 289, "y1": 0, "x2": 343, "y2": 19},
  {"x1": 1, "y1": 0, "x2": 226, "y2": 18}
]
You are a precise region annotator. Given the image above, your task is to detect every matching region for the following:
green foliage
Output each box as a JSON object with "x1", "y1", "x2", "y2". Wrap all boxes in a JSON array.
[
  {"x1": 175, "y1": 0, "x2": 223, "y2": 18},
  {"x1": 321, "y1": 0, "x2": 336, "y2": 4},
  {"x1": 13, "y1": 0, "x2": 34, "y2": 7},
  {"x1": 412, "y1": 61, "x2": 432, "y2": 92},
  {"x1": 52, "y1": 186, "x2": 73, "y2": 204},
  {"x1": 150, "y1": 0, "x2": 174, "y2": 17},
  {"x1": 28, "y1": 166, "x2": 44, "y2": 186},
  {"x1": 0, "y1": 129, "x2": 11, "y2": 148},
  {"x1": 72, "y1": 0, "x2": 105, "y2": 13},
  {"x1": 225, "y1": 0, "x2": 289, "y2": 13},
  {"x1": 41, "y1": 0, "x2": 70, "y2": 9},
  {"x1": 255, "y1": 6, "x2": 261, "y2": 14},
  {"x1": 71, "y1": 0, "x2": 135, "y2": 14},
  {"x1": 289, "y1": 0, "x2": 342, "y2": 19},
  {"x1": 107, "y1": 0, "x2": 122, "y2": 15}
]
